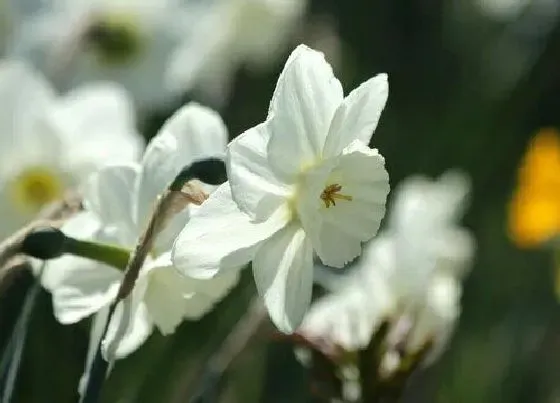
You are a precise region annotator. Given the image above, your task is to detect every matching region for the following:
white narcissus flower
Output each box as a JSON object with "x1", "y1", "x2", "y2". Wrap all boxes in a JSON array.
[
  {"x1": 385, "y1": 170, "x2": 474, "y2": 303},
  {"x1": 299, "y1": 270, "x2": 392, "y2": 355},
  {"x1": 404, "y1": 273, "x2": 462, "y2": 364},
  {"x1": 7, "y1": 0, "x2": 206, "y2": 107},
  {"x1": 300, "y1": 171, "x2": 474, "y2": 365},
  {"x1": 166, "y1": 0, "x2": 307, "y2": 104},
  {"x1": 173, "y1": 45, "x2": 390, "y2": 333},
  {"x1": 40, "y1": 103, "x2": 240, "y2": 366},
  {"x1": 0, "y1": 60, "x2": 141, "y2": 239}
]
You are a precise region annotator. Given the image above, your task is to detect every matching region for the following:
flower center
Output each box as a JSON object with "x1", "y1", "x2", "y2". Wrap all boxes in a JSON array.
[
  {"x1": 9, "y1": 167, "x2": 64, "y2": 213},
  {"x1": 85, "y1": 13, "x2": 143, "y2": 65},
  {"x1": 320, "y1": 183, "x2": 353, "y2": 208}
]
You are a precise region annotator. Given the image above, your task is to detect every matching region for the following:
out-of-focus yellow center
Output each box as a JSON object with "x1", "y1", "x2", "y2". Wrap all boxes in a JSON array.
[
  {"x1": 508, "y1": 128, "x2": 560, "y2": 247},
  {"x1": 320, "y1": 183, "x2": 353, "y2": 208},
  {"x1": 85, "y1": 13, "x2": 144, "y2": 65},
  {"x1": 10, "y1": 167, "x2": 64, "y2": 213}
]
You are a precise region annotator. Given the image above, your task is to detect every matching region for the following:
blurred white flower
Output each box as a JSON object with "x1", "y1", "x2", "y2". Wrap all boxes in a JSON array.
[
  {"x1": 474, "y1": 0, "x2": 531, "y2": 20},
  {"x1": 8, "y1": 0, "x2": 308, "y2": 107},
  {"x1": 474, "y1": 0, "x2": 558, "y2": 21},
  {"x1": 40, "y1": 103, "x2": 239, "y2": 365},
  {"x1": 0, "y1": 60, "x2": 141, "y2": 239},
  {"x1": 404, "y1": 273, "x2": 462, "y2": 364},
  {"x1": 7, "y1": 0, "x2": 207, "y2": 107},
  {"x1": 166, "y1": 0, "x2": 307, "y2": 104},
  {"x1": 384, "y1": 171, "x2": 474, "y2": 304},
  {"x1": 299, "y1": 272, "x2": 392, "y2": 355},
  {"x1": 173, "y1": 45, "x2": 390, "y2": 333},
  {"x1": 300, "y1": 171, "x2": 474, "y2": 367}
]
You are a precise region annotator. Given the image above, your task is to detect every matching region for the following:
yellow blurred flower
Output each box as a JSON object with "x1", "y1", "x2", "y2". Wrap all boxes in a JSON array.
[{"x1": 508, "y1": 128, "x2": 560, "y2": 248}]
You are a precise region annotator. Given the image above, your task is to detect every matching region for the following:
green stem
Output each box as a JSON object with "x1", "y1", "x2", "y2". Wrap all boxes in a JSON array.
[{"x1": 64, "y1": 237, "x2": 130, "y2": 271}]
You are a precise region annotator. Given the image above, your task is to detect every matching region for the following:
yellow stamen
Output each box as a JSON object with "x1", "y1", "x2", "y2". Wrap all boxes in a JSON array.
[
  {"x1": 508, "y1": 128, "x2": 560, "y2": 247},
  {"x1": 320, "y1": 184, "x2": 353, "y2": 208},
  {"x1": 10, "y1": 167, "x2": 64, "y2": 213}
]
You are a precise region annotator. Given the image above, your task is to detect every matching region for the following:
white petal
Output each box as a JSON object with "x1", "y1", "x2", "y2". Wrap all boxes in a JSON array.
[
  {"x1": 83, "y1": 164, "x2": 140, "y2": 247},
  {"x1": 102, "y1": 284, "x2": 153, "y2": 360},
  {"x1": 0, "y1": 60, "x2": 60, "y2": 174},
  {"x1": 41, "y1": 212, "x2": 122, "y2": 324},
  {"x1": 299, "y1": 140, "x2": 390, "y2": 268},
  {"x1": 144, "y1": 259, "x2": 239, "y2": 333},
  {"x1": 434, "y1": 170, "x2": 472, "y2": 222},
  {"x1": 357, "y1": 234, "x2": 398, "y2": 284},
  {"x1": 388, "y1": 174, "x2": 432, "y2": 230},
  {"x1": 323, "y1": 74, "x2": 388, "y2": 157},
  {"x1": 144, "y1": 260, "x2": 199, "y2": 334},
  {"x1": 155, "y1": 250, "x2": 242, "y2": 301},
  {"x1": 302, "y1": 238, "x2": 397, "y2": 351},
  {"x1": 169, "y1": 102, "x2": 228, "y2": 160},
  {"x1": 193, "y1": 269, "x2": 241, "y2": 300},
  {"x1": 252, "y1": 224, "x2": 313, "y2": 333},
  {"x1": 227, "y1": 121, "x2": 290, "y2": 221},
  {"x1": 56, "y1": 84, "x2": 134, "y2": 132},
  {"x1": 407, "y1": 274, "x2": 461, "y2": 365},
  {"x1": 267, "y1": 45, "x2": 343, "y2": 180},
  {"x1": 136, "y1": 102, "x2": 228, "y2": 225},
  {"x1": 389, "y1": 170, "x2": 471, "y2": 234},
  {"x1": 165, "y1": 8, "x2": 231, "y2": 96},
  {"x1": 300, "y1": 282, "x2": 389, "y2": 351},
  {"x1": 388, "y1": 170, "x2": 473, "y2": 297},
  {"x1": 432, "y1": 228, "x2": 475, "y2": 278},
  {"x1": 55, "y1": 83, "x2": 142, "y2": 177},
  {"x1": 172, "y1": 183, "x2": 289, "y2": 279},
  {"x1": 44, "y1": 260, "x2": 121, "y2": 325}
]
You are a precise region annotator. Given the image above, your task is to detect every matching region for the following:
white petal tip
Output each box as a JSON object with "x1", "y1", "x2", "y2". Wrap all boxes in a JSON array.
[
  {"x1": 271, "y1": 316, "x2": 299, "y2": 334},
  {"x1": 290, "y1": 44, "x2": 328, "y2": 60},
  {"x1": 266, "y1": 298, "x2": 309, "y2": 335},
  {"x1": 376, "y1": 73, "x2": 389, "y2": 82}
]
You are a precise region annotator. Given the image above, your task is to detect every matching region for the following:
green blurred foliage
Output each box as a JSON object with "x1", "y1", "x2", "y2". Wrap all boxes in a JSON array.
[{"x1": 2, "y1": 0, "x2": 560, "y2": 402}]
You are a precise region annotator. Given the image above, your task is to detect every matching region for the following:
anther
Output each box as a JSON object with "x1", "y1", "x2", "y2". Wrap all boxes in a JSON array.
[{"x1": 320, "y1": 184, "x2": 353, "y2": 208}]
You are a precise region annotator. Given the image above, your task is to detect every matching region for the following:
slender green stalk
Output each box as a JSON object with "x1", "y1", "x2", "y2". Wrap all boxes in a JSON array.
[{"x1": 64, "y1": 238, "x2": 130, "y2": 271}]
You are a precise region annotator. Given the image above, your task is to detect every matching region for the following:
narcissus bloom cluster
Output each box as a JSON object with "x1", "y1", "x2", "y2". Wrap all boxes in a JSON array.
[
  {"x1": 9, "y1": 0, "x2": 308, "y2": 106},
  {"x1": 41, "y1": 103, "x2": 239, "y2": 363}
]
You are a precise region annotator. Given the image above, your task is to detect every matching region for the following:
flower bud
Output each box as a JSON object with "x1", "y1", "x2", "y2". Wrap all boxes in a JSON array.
[{"x1": 21, "y1": 226, "x2": 67, "y2": 260}]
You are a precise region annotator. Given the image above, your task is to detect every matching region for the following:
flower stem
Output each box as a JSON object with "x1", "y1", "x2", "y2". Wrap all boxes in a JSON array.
[
  {"x1": 20, "y1": 226, "x2": 131, "y2": 271},
  {"x1": 64, "y1": 237, "x2": 130, "y2": 271}
]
